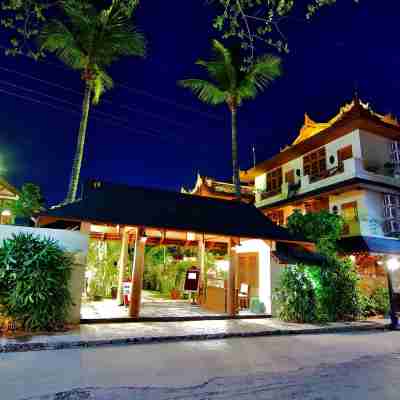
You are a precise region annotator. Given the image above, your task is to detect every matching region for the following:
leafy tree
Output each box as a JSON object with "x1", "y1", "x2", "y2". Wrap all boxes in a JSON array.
[
  {"x1": 0, "y1": 0, "x2": 139, "y2": 57},
  {"x1": 279, "y1": 210, "x2": 361, "y2": 322},
  {"x1": 38, "y1": 0, "x2": 146, "y2": 203},
  {"x1": 287, "y1": 209, "x2": 344, "y2": 254},
  {"x1": 210, "y1": 0, "x2": 360, "y2": 65},
  {"x1": 179, "y1": 39, "x2": 281, "y2": 198},
  {"x1": 13, "y1": 182, "x2": 45, "y2": 218}
]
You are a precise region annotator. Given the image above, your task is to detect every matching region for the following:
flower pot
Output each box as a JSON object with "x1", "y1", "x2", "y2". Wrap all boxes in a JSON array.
[{"x1": 170, "y1": 288, "x2": 181, "y2": 300}]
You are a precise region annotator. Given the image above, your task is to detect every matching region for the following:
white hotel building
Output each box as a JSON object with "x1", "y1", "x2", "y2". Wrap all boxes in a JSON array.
[{"x1": 241, "y1": 96, "x2": 400, "y2": 277}]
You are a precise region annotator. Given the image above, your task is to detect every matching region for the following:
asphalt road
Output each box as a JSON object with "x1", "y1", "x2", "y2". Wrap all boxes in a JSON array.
[{"x1": 1, "y1": 331, "x2": 400, "y2": 400}]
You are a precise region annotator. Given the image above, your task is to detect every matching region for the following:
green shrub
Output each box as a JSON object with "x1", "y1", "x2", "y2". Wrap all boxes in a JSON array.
[
  {"x1": 360, "y1": 286, "x2": 390, "y2": 317},
  {"x1": 0, "y1": 233, "x2": 73, "y2": 331},
  {"x1": 275, "y1": 259, "x2": 361, "y2": 323},
  {"x1": 274, "y1": 264, "x2": 321, "y2": 323}
]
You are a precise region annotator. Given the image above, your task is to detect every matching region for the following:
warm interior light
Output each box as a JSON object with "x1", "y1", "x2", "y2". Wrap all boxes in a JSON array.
[
  {"x1": 1, "y1": 210, "x2": 11, "y2": 216},
  {"x1": 349, "y1": 255, "x2": 356, "y2": 263},
  {"x1": 387, "y1": 258, "x2": 400, "y2": 272}
]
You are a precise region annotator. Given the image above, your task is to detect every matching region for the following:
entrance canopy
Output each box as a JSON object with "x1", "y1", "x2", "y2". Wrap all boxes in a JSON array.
[{"x1": 39, "y1": 180, "x2": 309, "y2": 245}]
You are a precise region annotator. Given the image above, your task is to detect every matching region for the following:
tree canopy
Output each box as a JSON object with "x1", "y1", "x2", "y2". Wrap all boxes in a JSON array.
[
  {"x1": 1, "y1": 0, "x2": 140, "y2": 58},
  {"x1": 210, "y1": 0, "x2": 360, "y2": 65},
  {"x1": 13, "y1": 182, "x2": 45, "y2": 218}
]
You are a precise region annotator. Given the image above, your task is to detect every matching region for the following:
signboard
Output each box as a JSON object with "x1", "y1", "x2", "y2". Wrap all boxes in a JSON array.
[{"x1": 184, "y1": 267, "x2": 200, "y2": 291}]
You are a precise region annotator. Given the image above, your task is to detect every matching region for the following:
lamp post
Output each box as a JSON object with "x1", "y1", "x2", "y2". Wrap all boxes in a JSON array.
[{"x1": 386, "y1": 258, "x2": 400, "y2": 330}]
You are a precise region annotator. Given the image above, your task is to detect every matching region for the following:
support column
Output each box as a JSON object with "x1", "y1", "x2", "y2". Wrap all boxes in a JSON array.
[
  {"x1": 117, "y1": 227, "x2": 130, "y2": 305},
  {"x1": 198, "y1": 234, "x2": 206, "y2": 303},
  {"x1": 128, "y1": 228, "x2": 146, "y2": 318},
  {"x1": 227, "y1": 238, "x2": 239, "y2": 316}
]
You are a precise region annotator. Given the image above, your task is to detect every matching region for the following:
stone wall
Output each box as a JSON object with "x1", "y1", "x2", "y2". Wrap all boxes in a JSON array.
[{"x1": 0, "y1": 225, "x2": 89, "y2": 325}]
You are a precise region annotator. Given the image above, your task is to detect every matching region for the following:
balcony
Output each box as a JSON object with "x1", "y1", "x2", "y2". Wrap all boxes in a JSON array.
[{"x1": 256, "y1": 157, "x2": 400, "y2": 209}]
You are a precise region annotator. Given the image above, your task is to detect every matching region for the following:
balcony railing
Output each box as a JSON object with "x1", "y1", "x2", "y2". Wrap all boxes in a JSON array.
[{"x1": 309, "y1": 165, "x2": 345, "y2": 184}]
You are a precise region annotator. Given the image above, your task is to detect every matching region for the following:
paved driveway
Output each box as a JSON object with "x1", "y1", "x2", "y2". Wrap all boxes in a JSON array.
[{"x1": 2, "y1": 330, "x2": 400, "y2": 399}]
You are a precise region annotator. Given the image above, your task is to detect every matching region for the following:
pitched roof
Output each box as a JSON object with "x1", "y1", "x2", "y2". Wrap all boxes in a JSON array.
[
  {"x1": 42, "y1": 181, "x2": 308, "y2": 243},
  {"x1": 241, "y1": 96, "x2": 400, "y2": 179},
  {"x1": 0, "y1": 177, "x2": 19, "y2": 198}
]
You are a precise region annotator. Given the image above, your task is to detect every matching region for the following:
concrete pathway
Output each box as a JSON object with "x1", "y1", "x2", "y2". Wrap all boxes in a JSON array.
[
  {"x1": 2, "y1": 330, "x2": 400, "y2": 400},
  {"x1": 0, "y1": 318, "x2": 388, "y2": 353}
]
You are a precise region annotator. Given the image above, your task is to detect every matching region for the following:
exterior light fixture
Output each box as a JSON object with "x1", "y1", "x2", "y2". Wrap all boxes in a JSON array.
[
  {"x1": 386, "y1": 258, "x2": 400, "y2": 330},
  {"x1": 349, "y1": 255, "x2": 356, "y2": 263},
  {"x1": 387, "y1": 258, "x2": 400, "y2": 272}
]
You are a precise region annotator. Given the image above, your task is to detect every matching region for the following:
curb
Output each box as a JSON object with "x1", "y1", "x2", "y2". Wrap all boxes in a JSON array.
[{"x1": 0, "y1": 323, "x2": 389, "y2": 354}]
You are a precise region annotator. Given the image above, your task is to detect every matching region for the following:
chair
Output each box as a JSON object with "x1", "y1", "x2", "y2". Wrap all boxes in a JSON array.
[{"x1": 238, "y1": 283, "x2": 250, "y2": 310}]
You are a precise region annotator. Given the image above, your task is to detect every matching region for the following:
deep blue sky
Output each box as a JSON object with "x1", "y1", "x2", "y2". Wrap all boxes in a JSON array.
[{"x1": 0, "y1": 0, "x2": 399, "y2": 204}]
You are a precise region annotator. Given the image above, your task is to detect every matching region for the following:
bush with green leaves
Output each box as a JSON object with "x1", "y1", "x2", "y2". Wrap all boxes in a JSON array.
[
  {"x1": 0, "y1": 233, "x2": 73, "y2": 331},
  {"x1": 274, "y1": 264, "x2": 321, "y2": 323},
  {"x1": 359, "y1": 286, "x2": 390, "y2": 317},
  {"x1": 275, "y1": 257, "x2": 362, "y2": 323}
]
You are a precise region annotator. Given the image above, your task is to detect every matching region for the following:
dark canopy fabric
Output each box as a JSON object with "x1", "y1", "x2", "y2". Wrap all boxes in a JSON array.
[
  {"x1": 339, "y1": 236, "x2": 400, "y2": 255},
  {"x1": 43, "y1": 181, "x2": 308, "y2": 243}
]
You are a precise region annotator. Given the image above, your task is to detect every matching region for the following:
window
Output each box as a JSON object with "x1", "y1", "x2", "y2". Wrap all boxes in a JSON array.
[
  {"x1": 0, "y1": 210, "x2": 12, "y2": 225},
  {"x1": 391, "y1": 141, "x2": 400, "y2": 166},
  {"x1": 267, "y1": 210, "x2": 284, "y2": 226},
  {"x1": 285, "y1": 170, "x2": 295, "y2": 185},
  {"x1": 338, "y1": 145, "x2": 353, "y2": 169},
  {"x1": 266, "y1": 168, "x2": 283, "y2": 193},
  {"x1": 383, "y1": 194, "x2": 400, "y2": 235},
  {"x1": 341, "y1": 201, "x2": 358, "y2": 221},
  {"x1": 303, "y1": 147, "x2": 326, "y2": 177}
]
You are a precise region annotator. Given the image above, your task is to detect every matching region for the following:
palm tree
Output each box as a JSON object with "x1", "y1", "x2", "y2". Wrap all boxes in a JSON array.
[
  {"x1": 179, "y1": 40, "x2": 281, "y2": 199},
  {"x1": 40, "y1": 0, "x2": 146, "y2": 203}
]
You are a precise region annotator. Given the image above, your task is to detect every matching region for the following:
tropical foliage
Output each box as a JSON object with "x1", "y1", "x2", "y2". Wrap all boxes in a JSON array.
[
  {"x1": 0, "y1": 233, "x2": 73, "y2": 331},
  {"x1": 13, "y1": 182, "x2": 45, "y2": 218},
  {"x1": 87, "y1": 240, "x2": 121, "y2": 299},
  {"x1": 275, "y1": 210, "x2": 361, "y2": 323},
  {"x1": 38, "y1": 0, "x2": 146, "y2": 203},
  {"x1": 179, "y1": 39, "x2": 281, "y2": 197},
  {"x1": 1, "y1": 0, "x2": 140, "y2": 57}
]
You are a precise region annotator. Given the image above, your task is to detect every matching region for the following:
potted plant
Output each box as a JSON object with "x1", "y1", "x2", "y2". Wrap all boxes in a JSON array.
[{"x1": 170, "y1": 288, "x2": 181, "y2": 300}]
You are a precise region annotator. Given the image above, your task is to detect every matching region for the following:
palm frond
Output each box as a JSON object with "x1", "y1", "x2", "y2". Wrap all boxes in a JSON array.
[
  {"x1": 39, "y1": 21, "x2": 87, "y2": 70},
  {"x1": 249, "y1": 55, "x2": 282, "y2": 91},
  {"x1": 238, "y1": 55, "x2": 281, "y2": 101},
  {"x1": 211, "y1": 39, "x2": 237, "y2": 90},
  {"x1": 178, "y1": 79, "x2": 226, "y2": 105},
  {"x1": 90, "y1": 67, "x2": 114, "y2": 105}
]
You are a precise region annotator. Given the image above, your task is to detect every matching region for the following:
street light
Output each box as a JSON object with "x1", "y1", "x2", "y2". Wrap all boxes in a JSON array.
[{"x1": 386, "y1": 258, "x2": 400, "y2": 330}]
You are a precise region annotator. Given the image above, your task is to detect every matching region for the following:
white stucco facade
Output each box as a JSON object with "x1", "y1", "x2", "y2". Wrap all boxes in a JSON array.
[{"x1": 254, "y1": 126, "x2": 400, "y2": 240}]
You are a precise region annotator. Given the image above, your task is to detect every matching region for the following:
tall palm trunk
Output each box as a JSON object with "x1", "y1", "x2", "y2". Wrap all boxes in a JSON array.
[
  {"x1": 231, "y1": 106, "x2": 241, "y2": 199},
  {"x1": 65, "y1": 83, "x2": 92, "y2": 203}
]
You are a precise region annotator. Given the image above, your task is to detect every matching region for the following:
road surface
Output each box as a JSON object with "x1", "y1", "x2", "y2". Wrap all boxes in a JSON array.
[{"x1": 1, "y1": 330, "x2": 399, "y2": 399}]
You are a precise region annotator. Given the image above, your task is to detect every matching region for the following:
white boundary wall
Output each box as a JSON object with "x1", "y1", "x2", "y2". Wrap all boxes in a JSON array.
[{"x1": 0, "y1": 226, "x2": 89, "y2": 324}]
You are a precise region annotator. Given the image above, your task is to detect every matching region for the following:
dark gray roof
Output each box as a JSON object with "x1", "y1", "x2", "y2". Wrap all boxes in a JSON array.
[
  {"x1": 274, "y1": 242, "x2": 326, "y2": 266},
  {"x1": 43, "y1": 181, "x2": 308, "y2": 243},
  {"x1": 339, "y1": 236, "x2": 400, "y2": 255}
]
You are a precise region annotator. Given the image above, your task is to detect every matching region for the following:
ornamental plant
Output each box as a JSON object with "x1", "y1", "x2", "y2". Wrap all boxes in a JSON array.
[
  {"x1": 275, "y1": 210, "x2": 362, "y2": 323},
  {"x1": 0, "y1": 233, "x2": 73, "y2": 331}
]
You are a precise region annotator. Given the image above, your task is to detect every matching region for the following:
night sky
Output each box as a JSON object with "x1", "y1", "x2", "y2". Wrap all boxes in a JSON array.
[{"x1": 0, "y1": 0, "x2": 399, "y2": 204}]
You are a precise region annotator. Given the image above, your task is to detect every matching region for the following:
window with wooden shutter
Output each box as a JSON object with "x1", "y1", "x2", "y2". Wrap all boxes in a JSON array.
[
  {"x1": 285, "y1": 170, "x2": 295, "y2": 184},
  {"x1": 266, "y1": 168, "x2": 283, "y2": 192},
  {"x1": 338, "y1": 145, "x2": 353, "y2": 169},
  {"x1": 303, "y1": 147, "x2": 326, "y2": 178}
]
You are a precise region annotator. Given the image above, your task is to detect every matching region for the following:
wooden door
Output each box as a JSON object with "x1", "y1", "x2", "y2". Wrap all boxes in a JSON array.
[{"x1": 238, "y1": 253, "x2": 259, "y2": 292}]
